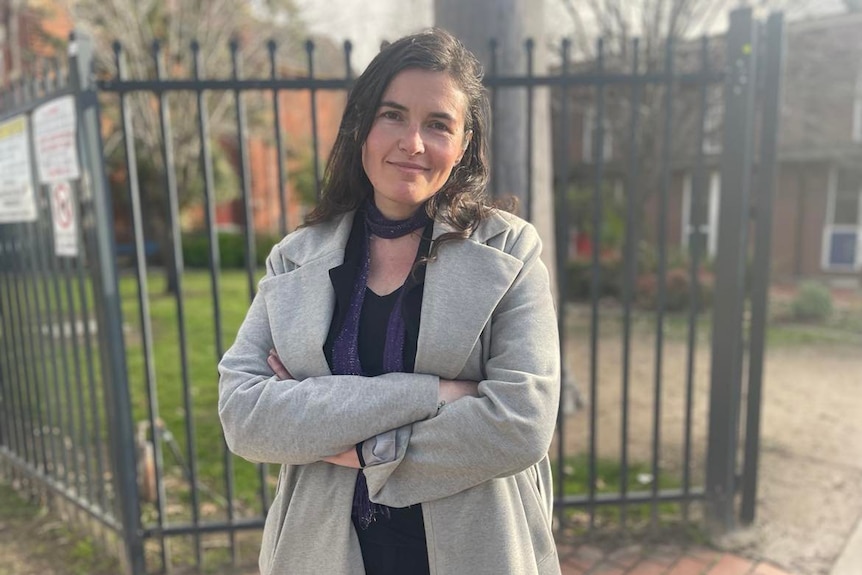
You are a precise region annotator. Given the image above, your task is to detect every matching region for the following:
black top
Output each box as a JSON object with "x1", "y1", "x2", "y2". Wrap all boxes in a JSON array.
[{"x1": 324, "y1": 211, "x2": 433, "y2": 575}]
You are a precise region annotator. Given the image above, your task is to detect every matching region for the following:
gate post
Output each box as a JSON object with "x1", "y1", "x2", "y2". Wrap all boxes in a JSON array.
[
  {"x1": 705, "y1": 7, "x2": 757, "y2": 534},
  {"x1": 68, "y1": 31, "x2": 146, "y2": 574},
  {"x1": 741, "y1": 12, "x2": 785, "y2": 525}
]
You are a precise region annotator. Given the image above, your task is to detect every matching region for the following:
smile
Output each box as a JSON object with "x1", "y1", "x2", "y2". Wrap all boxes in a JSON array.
[{"x1": 388, "y1": 161, "x2": 428, "y2": 173}]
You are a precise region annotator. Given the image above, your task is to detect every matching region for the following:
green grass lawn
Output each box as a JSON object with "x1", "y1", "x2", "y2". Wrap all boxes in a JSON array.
[{"x1": 118, "y1": 269, "x2": 268, "y2": 521}]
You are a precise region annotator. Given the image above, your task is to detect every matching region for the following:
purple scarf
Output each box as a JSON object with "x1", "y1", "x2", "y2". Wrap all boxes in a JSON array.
[{"x1": 332, "y1": 200, "x2": 430, "y2": 529}]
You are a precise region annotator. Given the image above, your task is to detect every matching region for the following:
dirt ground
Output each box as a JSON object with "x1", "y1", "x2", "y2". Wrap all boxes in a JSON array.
[
  {"x1": 561, "y1": 309, "x2": 862, "y2": 575},
  {"x1": 0, "y1": 483, "x2": 120, "y2": 575}
]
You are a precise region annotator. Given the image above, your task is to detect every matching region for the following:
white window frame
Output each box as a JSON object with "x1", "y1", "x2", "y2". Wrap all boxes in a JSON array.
[
  {"x1": 582, "y1": 107, "x2": 613, "y2": 163},
  {"x1": 682, "y1": 171, "x2": 721, "y2": 258},
  {"x1": 821, "y1": 165, "x2": 862, "y2": 271}
]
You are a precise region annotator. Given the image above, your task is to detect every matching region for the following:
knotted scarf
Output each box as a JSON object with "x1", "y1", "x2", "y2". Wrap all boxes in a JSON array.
[{"x1": 331, "y1": 199, "x2": 430, "y2": 529}]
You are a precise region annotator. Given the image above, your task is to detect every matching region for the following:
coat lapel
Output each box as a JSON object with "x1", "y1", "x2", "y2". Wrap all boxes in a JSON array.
[
  {"x1": 258, "y1": 213, "x2": 355, "y2": 380},
  {"x1": 415, "y1": 215, "x2": 523, "y2": 379}
]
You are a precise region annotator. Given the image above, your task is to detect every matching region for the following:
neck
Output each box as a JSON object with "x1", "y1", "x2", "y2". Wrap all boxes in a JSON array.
[{"x1": 365, "y1": 199, "x2": 430, "y2": 239}]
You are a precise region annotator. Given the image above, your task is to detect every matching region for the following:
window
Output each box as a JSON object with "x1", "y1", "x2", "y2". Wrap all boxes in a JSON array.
[
  {"x1": 822, "y1": 166, "x2": 862, "y2": 271},
  {"x1": 702, "y1": 86, "x2": 723, "y2": 155},
  {"x1": 682, "y1": 171, "x2": 721, "y2": 258},
  {"x1": 582, "y1": 107, "x2": 613, "y2": 163}
]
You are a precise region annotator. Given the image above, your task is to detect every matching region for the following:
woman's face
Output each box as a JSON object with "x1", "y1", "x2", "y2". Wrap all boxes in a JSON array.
[{"x1": 362, "y1": 69, "x2": 472, "y2": 220}]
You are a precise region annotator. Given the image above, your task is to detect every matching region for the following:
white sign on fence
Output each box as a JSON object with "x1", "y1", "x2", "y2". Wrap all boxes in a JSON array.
[
  {"x1": 33, "y1": 95, "x2": 81, "y2": 185},
  {"x1": 0, "y1": 116, "x2": 37, "y2": 223},
  {"x1": 50, "y1": 181, "x2": 79, "y2": 257}
]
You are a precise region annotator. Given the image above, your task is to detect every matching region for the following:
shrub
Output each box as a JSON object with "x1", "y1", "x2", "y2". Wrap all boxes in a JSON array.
[
  {"x1": 182, "y1": 232, "x2": 283, "y2": 269},
  {"x1": 636, "y1": 267, "x2": 714, "y2": 312},
  {"x1": 790, "y1": 281, "x2": 833, "y2": 323},
  {"x1": 566, "y1": 255, "x2": 623, "y2": 301}
]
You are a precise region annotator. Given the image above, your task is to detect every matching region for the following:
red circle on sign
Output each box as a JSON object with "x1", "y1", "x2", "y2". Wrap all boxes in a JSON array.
[{"x1": 53, "y1": 183, "x2": 73, "y2": 228}]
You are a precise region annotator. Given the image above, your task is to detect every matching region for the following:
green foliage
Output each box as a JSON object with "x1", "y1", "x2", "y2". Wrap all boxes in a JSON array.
[
  {"x1": 635, "y1": 268, "x2": 714, "y2": 312},
  {"x1": 566, "y1": 256, "x2": 623, "y2": 300},
  {"x1": 566, "y1": 183, "x2": 626, "y2": 251},
  {"x1": 791, "y1": 281, "x2": 834, "y2": 323},
  {"x1": 552, "y1": 454, "x2": 684, "y2": 528},
  {"x1": 566, "y1": 242, "x2": 714, "y2": 312},
  {"x1": 182, "y1": 232, "x2": 282, "y2": 269}
]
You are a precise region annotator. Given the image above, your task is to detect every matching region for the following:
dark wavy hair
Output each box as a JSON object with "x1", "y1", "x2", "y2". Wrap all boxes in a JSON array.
[{"x1": 304, "y1": 28, "x2": 492, "y2": 251}]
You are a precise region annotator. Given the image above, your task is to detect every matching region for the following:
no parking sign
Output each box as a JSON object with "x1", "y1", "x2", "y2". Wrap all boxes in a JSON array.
[{"x1": 51, "y1": 181, "x2": 78, "y2": 257}]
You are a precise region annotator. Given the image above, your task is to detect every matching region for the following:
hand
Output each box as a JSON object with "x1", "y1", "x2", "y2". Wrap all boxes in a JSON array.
[
  {"x1": 322, "y1": 447, "x2": 362, "y2": 469},
  {"x1": 267, "y1": 349, "x2": 292, "y2": 380},
  {"x1": 438, "y1": 379, "x2": 480, "y2": 407}
]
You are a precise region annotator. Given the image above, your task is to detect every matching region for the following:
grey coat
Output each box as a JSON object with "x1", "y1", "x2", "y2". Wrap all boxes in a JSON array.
[{"x1": 218, "y1": 209, "x2": 562, "y2": 575}]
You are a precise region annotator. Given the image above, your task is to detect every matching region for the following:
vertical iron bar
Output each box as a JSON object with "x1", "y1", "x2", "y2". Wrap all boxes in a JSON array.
[
  {"x1": 489, "y1": 38, "x2": 499, "y2": 199},
  {"x1": 0, "y1": 230, "x2": 15, "y2": 453},
  {"x1": 587, "y1": 37, "x2": 606, "y2": 530},
  {"x1": 554, "y1": 38, "x2": 572, "y2": 519},
  {"x1": 620, "y1": 37, "x2": 641, "y2": 530},
  {"x1": 20, "y1": 210, "x2": 50, "y2": 478},
  {"x1": 192, "y1": 40, "x2": 237, "y2": 565},
  {"x1": 19, "y1": 222, "x2": 49, "y2": 473},
  {"x1": 306, "y1": 40, "x2": 322, "y2": 197},
  {"x1": 684, "y1": 37, "x2": 711, "y2": 522},
  {"x1": 268, "y1": 40, "x2": 289, "y2": 237},
  {"x1": 154, "y1": 39, "x2": 202, "y2": 568},
  {"x1": 231, "y1": 39, "x2": 258, "y2": 300},
  {"x1": 742, "y1": 12, "x2": 785, "y2": 525},
  {"x1": 49, "y1": 209, "x2": 79, "y2": 491},
  {"x1": 32, "y1": 194, "x2": 62, "y2": 481},
  {"x1": 0, "y1": 231, "x2": 24, "y2": 459},
  {"x1": 706, "y1": 7, "x2": 757, "y2": 533},
  {"x1": 230, "y1": 38, "x2": 271, "y2": 514},
  {"x1": 63, "y1": 252, "x2": 96, "y2": 504},
  {"x1": 525, "y1": 38, "x2": 535, "y2": 222},
  {"x1": 10, "y1": 228, "x2": 31, "y2": 463},
  {"x1": 73, "y1": 192, "x2": 109, "y2": 511},
  {"x1": 651, "y1": 37, "x2": 675, "y2": 526},
  {"x1": 0, "y1": 229, "x2": 16, "y2": 455},
  {"x1": 34, "y1": 193, "x2": 70, "y2": 486},
  {"x1": 114, "y1": 40, "x2": 169, "y2": 571}
]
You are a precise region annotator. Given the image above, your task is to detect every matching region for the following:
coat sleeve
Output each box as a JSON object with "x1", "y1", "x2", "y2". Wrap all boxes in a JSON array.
[
  {"x1": 217, "y1": 246, "x2": 440, "y2": 466},
  {"x1": 362, "y1": 224, "x2": 561, "y2": 507}
]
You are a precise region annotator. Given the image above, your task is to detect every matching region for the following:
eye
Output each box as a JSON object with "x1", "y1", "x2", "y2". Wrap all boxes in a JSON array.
[
  {"x1": 429, "y1": 120, "x2": 452, "y2": 132},
  {"x1": 380, "y1": 109, "x2": 401, "y2": 121}
]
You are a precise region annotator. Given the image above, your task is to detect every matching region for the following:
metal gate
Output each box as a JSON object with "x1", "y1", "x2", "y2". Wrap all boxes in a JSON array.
[{"x1": 0, "y1": 7, "x2": 784, "y2": 574}]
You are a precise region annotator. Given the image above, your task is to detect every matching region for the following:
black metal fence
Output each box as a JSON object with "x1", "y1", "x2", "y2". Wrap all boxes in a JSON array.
[{"x1": 0, "y1": 7, "x2": 784, "y2": 574}]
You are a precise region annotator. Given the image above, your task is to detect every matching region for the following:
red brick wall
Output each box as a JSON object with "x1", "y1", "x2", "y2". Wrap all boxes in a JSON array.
[{"x1": 771, "y1": 163, "x2": 830, "y2": 279}]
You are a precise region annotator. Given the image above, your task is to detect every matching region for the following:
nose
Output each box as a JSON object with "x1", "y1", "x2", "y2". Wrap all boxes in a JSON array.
[{"x1": 398, "y1": 123, "x2": 424, "y2": 155}]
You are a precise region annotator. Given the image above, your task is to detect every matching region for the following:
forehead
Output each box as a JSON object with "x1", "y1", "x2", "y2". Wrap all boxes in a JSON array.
[{"x1": 380, "y1": 69, "x2": 468, "y2": 119}]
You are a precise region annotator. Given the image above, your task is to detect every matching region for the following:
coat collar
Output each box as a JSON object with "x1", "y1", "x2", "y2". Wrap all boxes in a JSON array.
[{"x1": 261, "y1": 209, "x2": 523, "y2": 380}]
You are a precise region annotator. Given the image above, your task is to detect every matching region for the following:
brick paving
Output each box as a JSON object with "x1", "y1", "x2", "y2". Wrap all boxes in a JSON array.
[{"x1": 558, "y1": 543, "x2": 797, "y2": 575}]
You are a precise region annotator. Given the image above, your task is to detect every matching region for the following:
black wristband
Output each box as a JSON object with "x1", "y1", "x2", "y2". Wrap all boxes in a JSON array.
[{"x1": 355, "y1": 442, "x2": 366, "y2": 468}]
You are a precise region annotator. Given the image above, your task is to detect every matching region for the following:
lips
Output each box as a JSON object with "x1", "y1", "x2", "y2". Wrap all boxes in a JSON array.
[{"x1": 388, "y1": 160, "x2": 428, "y2": 172}]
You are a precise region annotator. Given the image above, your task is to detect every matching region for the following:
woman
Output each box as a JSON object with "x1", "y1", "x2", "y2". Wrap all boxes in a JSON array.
[{"x1": 218, "y1": 28, "x2": 561, "y2": 575}]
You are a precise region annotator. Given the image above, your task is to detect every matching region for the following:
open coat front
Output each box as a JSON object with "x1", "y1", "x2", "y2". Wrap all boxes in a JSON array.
[{"x1": 218, "y1": 209, "x2": 562, "y2": 575}]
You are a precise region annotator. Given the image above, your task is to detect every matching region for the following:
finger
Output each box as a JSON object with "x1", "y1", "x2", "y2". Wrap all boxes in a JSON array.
[{"x1": 266, "y1": 354, "x2": 291, "y2": 380}]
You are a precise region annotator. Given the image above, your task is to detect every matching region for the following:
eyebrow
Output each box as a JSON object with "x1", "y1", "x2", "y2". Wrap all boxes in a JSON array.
[{"x1": 378, "y1": 100, "x2": 457, "y2": 123}]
